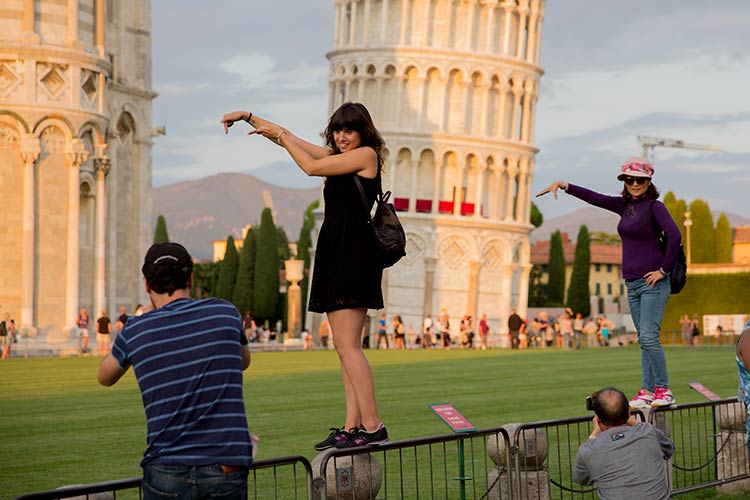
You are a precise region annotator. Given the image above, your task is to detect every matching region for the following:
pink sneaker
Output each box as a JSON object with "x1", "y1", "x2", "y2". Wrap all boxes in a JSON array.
[
  {"x1": 651, "y1": 387, "x2": 675, "y2": 407},
  {"x1": 629, "y1": 389, "x2": 654, "y2": 409}
]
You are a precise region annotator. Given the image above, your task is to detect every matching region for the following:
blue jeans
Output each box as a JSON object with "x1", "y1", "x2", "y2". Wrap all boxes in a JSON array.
[
  {"x1": 626, "y1": 277, "x2": 671, "y2": 390},
  {"x1": 143, "y1": 464, "x2": 248, "y2": 500}
]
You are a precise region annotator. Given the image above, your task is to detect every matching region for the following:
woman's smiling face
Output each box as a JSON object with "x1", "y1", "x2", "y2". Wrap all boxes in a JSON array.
[{"x1": 333, "y1": 128, "x2": 362, "y2": 152}]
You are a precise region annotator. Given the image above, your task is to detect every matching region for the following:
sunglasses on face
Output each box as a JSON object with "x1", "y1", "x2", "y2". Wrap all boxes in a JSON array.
[{"x1": 623, "y1": 177, "x2": 650, "y2": 186}]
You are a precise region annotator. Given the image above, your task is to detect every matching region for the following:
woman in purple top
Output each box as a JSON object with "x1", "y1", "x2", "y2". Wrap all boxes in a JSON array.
[{"x1": 537, "y1": 157, "x2": 681, "y2": 409}]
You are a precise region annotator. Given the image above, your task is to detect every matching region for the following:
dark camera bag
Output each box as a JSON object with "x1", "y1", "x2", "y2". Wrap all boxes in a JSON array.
[{"x1": 649, "y1": 201, "x2": 687, "y2": 294}]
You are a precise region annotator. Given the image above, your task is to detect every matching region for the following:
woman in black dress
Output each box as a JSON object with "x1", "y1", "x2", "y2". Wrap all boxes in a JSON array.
[{"x1": 221, "y1": 103, "x2": 388, "y2": 449}]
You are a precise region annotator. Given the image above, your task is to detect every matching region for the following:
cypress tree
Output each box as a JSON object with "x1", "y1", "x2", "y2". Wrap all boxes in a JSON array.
[
  {"x1": 663, "y1": 192, "x2": 687, "y2": 243},
  {"x1": 297, "y1": 200, "x2": 319, "y2": 328},
  {"x1": 689, "y1": 199, "x2": 715, "y2": 263},
  {"x1": 277, "y1": 227, "x2": 291, "y2": 261},
  {"x1": 232, "y1": 228, "x2": 256, "y2": 315},
  {"x1": 530, "y1": 202, "x2": 543, "y2": 228},
  {"x1": 714, "y1": 213, "x2": 733, "y2": 263},
  {"x1": 566, "y1": 225, "x2": 591, "y2": 317},
  {"x1": 153, "y1": 215, "x2": 170, "y2": 243},
  {"x1": 547, "y1": 230, "x2": 566, "y2": 306},
  {"x1": 215, "y1": 236, "x2": 239, "y2": 301},
  {"x1": 253, "y1": 208, "x2": 280, "y2": 324}
]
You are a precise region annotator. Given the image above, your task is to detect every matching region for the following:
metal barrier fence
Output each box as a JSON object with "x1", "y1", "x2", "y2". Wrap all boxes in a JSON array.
[
  {"x1": 14, "y1": 455, "x2": 314, "y2": 500},
  {"x1": 315, "y1": 427, "x2": 513, "y2": 499},
  {"x1": 15, "y1": 399, "x2": 750, "y2": 500}
]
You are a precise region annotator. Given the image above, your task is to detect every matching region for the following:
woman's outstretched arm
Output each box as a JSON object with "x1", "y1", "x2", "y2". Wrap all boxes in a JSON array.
[
  {"x1": 250, "y1": 124, "x2": 378, "y2": 178},
  {"x1": 221, "y1": 110, "x2": 331, "y2": 159},
  {"x1": 538, "y1": 180, "x2": 623, "y2": 214}
]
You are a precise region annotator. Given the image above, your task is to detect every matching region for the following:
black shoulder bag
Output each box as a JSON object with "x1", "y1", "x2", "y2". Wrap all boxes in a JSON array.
[
  {"x1": 353, "y1": 175, "x2": 406, "y2": 268},
  {"x1": 649, "y1": 200, "x2": 687, "y2": 294}
]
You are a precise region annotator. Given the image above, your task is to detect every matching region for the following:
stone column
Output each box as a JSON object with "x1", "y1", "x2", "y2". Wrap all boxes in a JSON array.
[
  {"x1": 22, "y1": 0, "x2": 39, "y2": 43},
  {"x1": 484, "y1": 1, "x2": 496, "y2": 53},
  {"x1": 515, "y1": 157, "x2": 529, "y2": 223},
  {"x1": 431, "y1": 160, "x2": 442, "y2": 215},
  {"x1": 348, "y1": 0, "x2": 358, "y2": 45},
  {"x1": 66, "y1": 0, "x2": 81, "y2": 49},
  {"x1": 453, "y1": 161, "x2": 465, "y2": 216},
  {"x1": 526, "y1": 2, "x2": 539, "y2": 63},
  {"x1": 500, "y1": 1, "x2": 514, "y2": 55},
  {"x1": 474, "y1": 163, "x2": 486, "y2": 217},
  {"x1": 93, "y1": 154, "x2": 110, "y2": 320},
  {"x1": 20, "y1": 135, "x2": 40, "y2": 330},
  {"x1": 465, "y1": 0, "x2": 476, "y2": 50},
  {"x1": 409, "y1": 160, "x2": 418, "y2": 213},
  {"x1": 504, "y1": 157, "x2": 518, "y2": 221},
  {"x1": 518, "y1": 264, "x2": 532, "y2": 319},
  {"x1": 515, "y1": 0, "x2": 530, "y2": 59},
  {"x1": 510, "y1": 78, "x2": 523, "y2": 141},
  {"x1": 96, "y1": 0, "x2": 105, "y2": 56},
  {"x1": 495, "y1": 81, "x2": 509, "y2": 139},
  {"x1": 285, "y1": 259, "x2": 304, "y2": 338},
  {"x1": 479, "y1": 81, "x2": 491, "y2": 136},
  {"x1": 380, "y1": 0, "x2": 389, "y2": 42},
  {"x1": 467, "y1": 260, "x2": 482, "y2": 322},
  {"x1": 415, "y1": 76, "x2": 426, "y2": 127},
  {"x1": 499, "y1": 263, "x2": 514, "y2": 334},
  {"x1": 399, "y1": 0, "x2": 409, "y2": 45},
  {"x1": 65, "y1": 140, "x2": 89, "y2": 330},
  {"x1": 422, "y1": 257, "x2": 437, "y2": 319},
  {"x1": 362, "y1": 0, "x2": 371, "y2": 43}
]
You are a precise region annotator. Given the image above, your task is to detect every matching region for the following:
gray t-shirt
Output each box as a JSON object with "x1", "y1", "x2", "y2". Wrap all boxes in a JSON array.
[{"x1": 573, "y1": 422, "x2": 673, "y2": 500}]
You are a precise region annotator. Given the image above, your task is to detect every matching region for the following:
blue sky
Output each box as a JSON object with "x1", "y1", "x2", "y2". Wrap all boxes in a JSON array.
[{"x1": 151, "y1": 1, "x2": 750, "y2": 218}]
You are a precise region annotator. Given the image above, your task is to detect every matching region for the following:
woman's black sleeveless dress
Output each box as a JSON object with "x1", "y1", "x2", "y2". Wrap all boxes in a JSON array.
[{"x1": 308, "y1": 173, "x2": 384, "y2": 313}]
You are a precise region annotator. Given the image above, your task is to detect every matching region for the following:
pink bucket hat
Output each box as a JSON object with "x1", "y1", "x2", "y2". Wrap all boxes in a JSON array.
[{"x1": 617, "y1": 156, "x2": 654, "y2": 180}]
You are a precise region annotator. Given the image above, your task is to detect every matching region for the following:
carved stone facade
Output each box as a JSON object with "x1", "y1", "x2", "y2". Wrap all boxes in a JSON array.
[
  {"x1": 313, "y1": 0, "x2": 545, "y2": 336},
  {"x1": 0, "y1": 1, "x2": 155, "y2": 345}
]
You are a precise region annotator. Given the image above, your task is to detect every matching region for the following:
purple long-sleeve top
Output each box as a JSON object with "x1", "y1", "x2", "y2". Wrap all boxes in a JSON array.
[{"x1": 566, "y1": 184, "x2": 682, "y2": 280}]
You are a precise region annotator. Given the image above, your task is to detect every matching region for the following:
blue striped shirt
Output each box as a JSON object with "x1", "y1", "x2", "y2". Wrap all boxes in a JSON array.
[{"x1": 112, "y1": 297, "x2": 252, "y2": 467}]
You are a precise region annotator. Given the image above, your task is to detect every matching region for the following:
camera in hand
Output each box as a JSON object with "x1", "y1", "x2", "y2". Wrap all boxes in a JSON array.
[{"x1": 586, "y1": 396, "x2": 594, "y2": 411}]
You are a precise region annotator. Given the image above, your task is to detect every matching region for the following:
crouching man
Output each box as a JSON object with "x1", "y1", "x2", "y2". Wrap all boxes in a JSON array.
[
  {"x1": 98, "y1": 242, "x2": 253, "y2": 499},
  {"x1": 573, "y1": 387, "x2": 673, "y2": 500}
]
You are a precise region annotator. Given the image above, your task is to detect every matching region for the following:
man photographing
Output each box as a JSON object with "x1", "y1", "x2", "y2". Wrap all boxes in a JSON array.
[
  {"x1": 98, "y1": 242, "x2": 253, "y2": 499},
  {"x1": 573, "y1": 387, "x2": 673, "y2": 500}
]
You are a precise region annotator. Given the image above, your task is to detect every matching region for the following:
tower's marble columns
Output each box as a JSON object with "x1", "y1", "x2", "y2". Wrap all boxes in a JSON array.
[
  {"x1": 93, "y1": 154, "x2": 110, "y2": 319},
  {"x1": 510, "y1": 78, "x2": 523, "y2": 141},
  {"x1": 500, "y1": 1, "x2": 514, "y2": 55},
  {"x1": 515, "y1": 156, "x2": 529, "y2": 223},
  {"x1": 453, "y1": 162, "x2": 465, "y2": 216},
  {"x1": 518, "y1": 264, "x2": 532, "y2": 318},
  {"x1": 422, "y1": 257, "x2": 438, "y2": 318},
  {"x1": 65, "y1": 140, "x2": 89, "y2": 329},
  {"x1": 20, "y1": 135, "x2": 40, "y2": 330},
  {"x1": 409, "y1": 159, "x2": 418, "y2": 213},
  {"x1": 515, "y1": 0, "x2": 530, "y2": 59},
  {"x1": 474, "y1": 163, "x2": 487, "y2": 216},
  {"x1": 467, "y1": 260, "x2": 482, "y2": 320},
  {"x1": 431, "y1": 160, "x2": 442, "y2": 215},
  {"x1": 499, "y1": 263, "x2": 515, "y2": 334},
  {"x1": 504, "y1": 156, "x2": 518, "y2": 221}
]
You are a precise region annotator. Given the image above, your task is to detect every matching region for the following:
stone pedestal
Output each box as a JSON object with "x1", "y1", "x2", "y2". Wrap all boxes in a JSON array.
[
  {"x1": 716, "y1": 402, "x2": 750, "y2": 495},
  {"x1": 312, "y1": 450, "x2": 382, "y2": 500},
  {"x1": 486, "y1": 424, "x2": 550, "y2": 500}
]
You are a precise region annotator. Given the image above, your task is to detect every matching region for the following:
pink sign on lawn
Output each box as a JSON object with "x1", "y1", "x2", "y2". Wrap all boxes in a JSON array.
[
  {"x1": 429, "y1": 403, "x2": 476, "y2": 433},
  {"x1": 688, "y1": 382, "x2": 721, "y2": 401}
]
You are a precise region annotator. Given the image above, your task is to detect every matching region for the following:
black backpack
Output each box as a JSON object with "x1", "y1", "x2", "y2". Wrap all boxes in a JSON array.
[
  {"x1": 649, "y1": 201, "x2": 687, "y2": 294},
  {"x1": 354, "y1": 176, "x2": 406, "y2": 268}
]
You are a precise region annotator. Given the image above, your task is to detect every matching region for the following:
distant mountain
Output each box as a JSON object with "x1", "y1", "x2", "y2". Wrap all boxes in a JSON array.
[
  {"x1": 153, "y1": 173, "x2": 321, "y2": 260},
  {"x1": 532, "y1": 206, "x2": 750, "y2": 242}
]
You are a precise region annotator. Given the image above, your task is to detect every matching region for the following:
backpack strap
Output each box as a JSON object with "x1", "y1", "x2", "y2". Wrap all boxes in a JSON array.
[
  {"x1": 353, "y1": 175, "x2": 374, "y2": 224},
  {"x1": 648, "y1": 200, "x2": 663, "y2": 239}
]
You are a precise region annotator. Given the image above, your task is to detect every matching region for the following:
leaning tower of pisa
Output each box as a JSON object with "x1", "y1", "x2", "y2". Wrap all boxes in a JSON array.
[
  {"x1": 0, "y1": 1, "x2": 155, "y2": 346},
  {"x1": 323, "y1": 0, "x2": 545, "y2": 336}
]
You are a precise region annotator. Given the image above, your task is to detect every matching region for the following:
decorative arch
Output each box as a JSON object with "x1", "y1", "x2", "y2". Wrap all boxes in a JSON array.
[
  {"x1": 0, "y1": 111, "x2": 30, "y2": 134},
  {"x1": 33, "y1": 117, "x2": 75, "y2": 144}
]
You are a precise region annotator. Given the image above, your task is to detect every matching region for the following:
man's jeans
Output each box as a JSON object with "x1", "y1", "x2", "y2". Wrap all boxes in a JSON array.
[
  {"x1": 143, "y1": 464, "x2": 248, "y2": 500},
  {"x1": 626, "y1": 277, "x2": 670, "y2": 390}
]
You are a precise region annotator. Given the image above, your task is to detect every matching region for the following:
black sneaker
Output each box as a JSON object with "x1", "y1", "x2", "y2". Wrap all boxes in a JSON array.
[
  {"x1": 314, "y1": 427, "x2": 353, "y2": 451},
  {"x1": 335, "y1": 424, "x2": 389, "y2": 448}
]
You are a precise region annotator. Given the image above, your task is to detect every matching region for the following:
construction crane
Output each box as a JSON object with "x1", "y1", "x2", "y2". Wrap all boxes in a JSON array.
[
  {"x1": 262, "y1": 189, "x2": 278, "y2": 225},
  {"x1": 637, "y1": 135, "x2": 725, "y2": 159}
]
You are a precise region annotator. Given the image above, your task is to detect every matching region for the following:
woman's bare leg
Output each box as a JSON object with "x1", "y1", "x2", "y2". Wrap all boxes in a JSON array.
[
  {"x1": 340, "y1": 362, "x2": 361, "y2": 430},
  {"x1": 329, "y1": 308, "x2": 381, "y2": 432}
]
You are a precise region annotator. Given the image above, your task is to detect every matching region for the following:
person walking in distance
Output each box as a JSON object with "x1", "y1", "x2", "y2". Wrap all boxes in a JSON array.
[
  {"x1": 98, "y1": 242, "x2": 253, "y2": 499},
  {"x1": 318, "y1": 318, "x2": 331, "y2": 349},
  {"x1": 222, "y1": 102, "x2": 388, "y2": 449},
  {"x1": 375, "y1": 312, "x2": 389, "y2": 349},
  {"x1": 77, "y1": 308, "x2": 90, "y2": 354},
  {"x1": 95, "y1": 309, "x2": 112, "y2": 355},
  {"x1": 537, "y1": 157, "x2": 681, "y2": 408},
  {"x1": 508, "y1": 309, "x2": 523, "y2": 350},
  {"x1": 478, "y1": 314, "x2": 489, "y2": 350}
]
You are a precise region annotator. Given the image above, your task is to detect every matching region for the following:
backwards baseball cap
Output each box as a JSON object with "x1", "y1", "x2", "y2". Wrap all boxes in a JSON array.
[
  {"x1": 617, "y1": 156, "x2": 654, "y2": 181},
  {"x1": 142, "y1": 242, "x2": 193, "y2": 281}
]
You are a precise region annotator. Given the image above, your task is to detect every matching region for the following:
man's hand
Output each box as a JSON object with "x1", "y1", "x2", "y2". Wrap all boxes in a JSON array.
[{"x1": 589, "y1": 416, "x2": 603, "y2": 438}]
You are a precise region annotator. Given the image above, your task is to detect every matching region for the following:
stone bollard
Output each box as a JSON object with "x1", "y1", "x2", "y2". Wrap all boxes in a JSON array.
[
  {"x1": 311, "y1": 449, "x2": 382, "y2": 500},
  {"x1": 716, "y1": 402, "x2": 750, "y2": 495},
  {"x1": 485, "y1": 424, "x2": 550, "y2": 500}
]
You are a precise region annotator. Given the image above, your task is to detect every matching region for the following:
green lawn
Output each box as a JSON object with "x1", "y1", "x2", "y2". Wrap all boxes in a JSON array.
[{"x1": 1, "y1": 345, "x2": 747, "y2": 499}]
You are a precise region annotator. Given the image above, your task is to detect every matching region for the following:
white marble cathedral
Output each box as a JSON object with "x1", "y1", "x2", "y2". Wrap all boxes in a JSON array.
[
  {"x1": 319, "y1": 0, "x2": 545, "y2": 335},
  {"x1": 0, "y1": 1, "x2": 155, "y2": 345}
]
